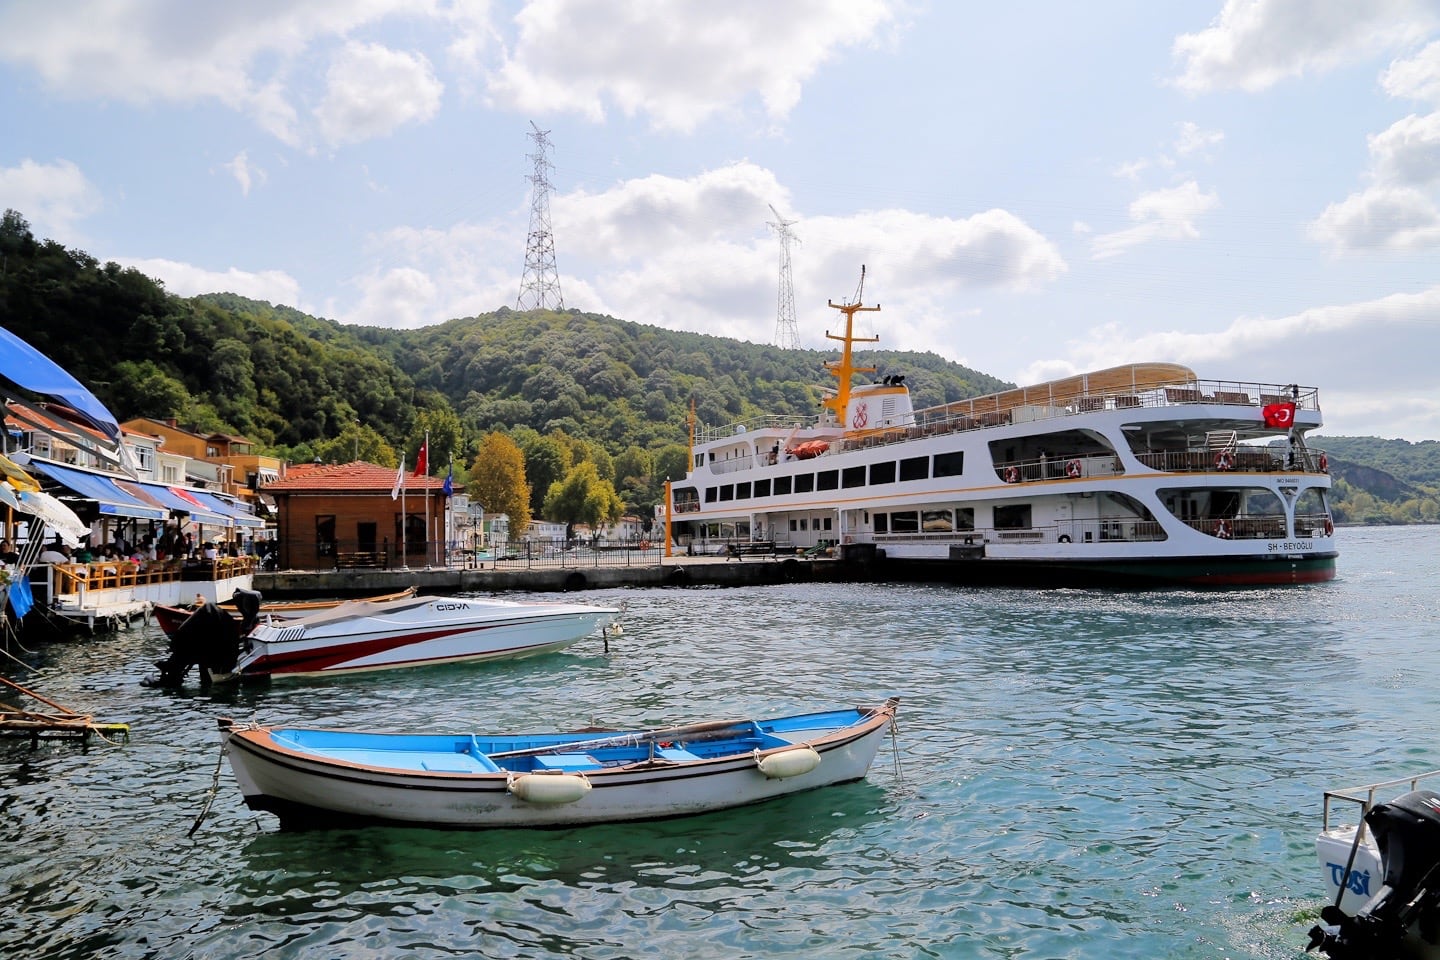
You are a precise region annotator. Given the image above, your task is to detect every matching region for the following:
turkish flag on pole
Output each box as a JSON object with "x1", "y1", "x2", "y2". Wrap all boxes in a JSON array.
[
  {"x1": 413, "y1": 440, "x2": 428, "y2": 476},
  {"x1": 1262, "y1": 401, "x2": 1297, "y2": 428}
]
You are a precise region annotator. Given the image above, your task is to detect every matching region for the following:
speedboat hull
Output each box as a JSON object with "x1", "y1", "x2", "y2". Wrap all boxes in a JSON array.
[
  {"x1": 219, "y1": 699, "x2": 897, "y2": 829},
  {"x1": 236, "y1": 595, "x2": 619, "y2": 678}
]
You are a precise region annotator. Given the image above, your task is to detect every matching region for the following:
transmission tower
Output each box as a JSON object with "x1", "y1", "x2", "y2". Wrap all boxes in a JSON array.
[
  {"x1": 516, "y1": 122, "x2": 564, "y2": 311},
  {"x1": 768, "y1": 204, "x2": 800, "y2": 349}
]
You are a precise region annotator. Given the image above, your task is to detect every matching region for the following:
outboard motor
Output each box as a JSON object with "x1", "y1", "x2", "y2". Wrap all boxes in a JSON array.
[
  {"x1": 230, "y1": 587, "x2": 263, "y2": 635},
  {"x1": 145, "y1": 602, "x2": 243, "y2": 688},
  {"x1": 1308, "y1": 789, "x2": 1440, "y2": 959}
]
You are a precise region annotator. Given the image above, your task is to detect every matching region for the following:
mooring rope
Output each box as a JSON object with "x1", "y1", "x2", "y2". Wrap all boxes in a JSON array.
[{"x1": 187, "y1": 739, "x2": 227, "y2": 838}]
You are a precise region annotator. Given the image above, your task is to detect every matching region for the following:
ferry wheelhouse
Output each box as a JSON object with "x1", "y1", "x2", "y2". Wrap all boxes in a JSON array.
[{"x1": 661, "y1": 289, "x2": 1336, "y2": 586}]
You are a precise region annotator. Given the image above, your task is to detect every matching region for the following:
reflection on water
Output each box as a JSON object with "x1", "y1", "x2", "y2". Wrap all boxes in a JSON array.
[{"x1": 2, "y1": 527, "x2": 1440, "y2": 958}]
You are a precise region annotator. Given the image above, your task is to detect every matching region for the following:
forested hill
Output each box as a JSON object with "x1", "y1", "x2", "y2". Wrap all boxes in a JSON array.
[{"x1": 1, "y1": 207, "x2": 1438, "y2": 524}]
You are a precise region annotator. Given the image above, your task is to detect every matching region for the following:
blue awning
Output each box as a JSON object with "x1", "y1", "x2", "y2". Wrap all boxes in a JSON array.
[
  {"x1": 114, "y1": 479, "x2": 229, "y2": 526},
  {"x1": 27, "y1": 460, "x2": 168, "y2": 522},
  {"x1": 189, "y1": 489, "x2": 266, "y2": 528}
]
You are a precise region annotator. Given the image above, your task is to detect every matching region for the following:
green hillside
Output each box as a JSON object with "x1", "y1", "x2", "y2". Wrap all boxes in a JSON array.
[{"x1": 1, "y1": 206, "x2": 1437, "y2": 524}]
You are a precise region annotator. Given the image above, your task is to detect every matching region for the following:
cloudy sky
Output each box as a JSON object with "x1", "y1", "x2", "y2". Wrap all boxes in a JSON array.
[{"x1": 3, "y1": 0, "x2": 1439, "y2": 440}]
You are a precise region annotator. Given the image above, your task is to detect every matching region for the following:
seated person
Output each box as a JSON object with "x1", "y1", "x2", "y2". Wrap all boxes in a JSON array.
[
  {"x1": 0, "y1": 539, "x2": 19, "y2": 564},
  {"x1": 37, "y1": 543, "x2": 70, "y2": 564}
]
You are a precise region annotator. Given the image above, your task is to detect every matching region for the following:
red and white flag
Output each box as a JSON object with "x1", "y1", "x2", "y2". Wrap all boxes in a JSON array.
[
  {"x1": 413, "y1": 440, "x2": 428, "y2": 476},
  {"x1": 1261, "y1": 401, "x2": 1296, "y2": 429},
  {"x1": 391, "y1": 457, "x2": 405, "y2": 500}
]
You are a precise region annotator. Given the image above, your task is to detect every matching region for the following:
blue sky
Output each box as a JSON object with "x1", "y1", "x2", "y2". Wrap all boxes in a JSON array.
[{"x1": 2, "y1": 1, "x2": 1439, "y2": 440}]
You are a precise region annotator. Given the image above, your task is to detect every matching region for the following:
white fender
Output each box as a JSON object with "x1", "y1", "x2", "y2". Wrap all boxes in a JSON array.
[
  {"x1": 507, "y1": 772, "x2": 592, "y2": 804},
  {"x1": 755, "y1": 746, "x2": 821, "y2": 779}
]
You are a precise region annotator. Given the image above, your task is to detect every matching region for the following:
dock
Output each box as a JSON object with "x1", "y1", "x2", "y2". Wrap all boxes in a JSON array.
[{"x1": 0, "y1": 676, "x2": 130, "y2": 749}]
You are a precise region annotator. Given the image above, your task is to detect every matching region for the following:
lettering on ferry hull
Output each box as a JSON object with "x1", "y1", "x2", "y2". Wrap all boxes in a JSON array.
[{"x1": 1267, "y1": 540, "x2": 1315, "y2": 552}]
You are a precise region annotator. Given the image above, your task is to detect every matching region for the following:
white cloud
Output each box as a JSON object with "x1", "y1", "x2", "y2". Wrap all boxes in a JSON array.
[
  {"x1": 1174, "y1": 120, "x2": 1223, "y2": 156},
  {"x1": 1172, "y1": 0, "x2": 1437, "y2": 93},
  {"x1": 117, "y1": 257, "x2": 303, "y2": 307},
  {"x1": 1382, "y1": 38, "x2": 1440, "y2": 105},
  {"x1": 1369, "y1": 112, "x2": 1440, "y2": 186},
  {"x1": 1309, "y1": 185, "x2": 1440, "y2": 252},
  {"x1": 315, "y1": 42, "x2": 444, "y2": 145},
  {"x1": 0, "y1": 159, "x2": 102, "y2": 243},
  {"x1": 0, "y1": 1, "x2": 436, "y2": 146},
  {"x1": 220, "y1": 151, "x2": 265, "y2": 196},
  {"x1": 1015, "y1": 285, "x2": 1440, "y2": 439},
  {"x1": 1090, "y1": 181, "x2": 1220, "y2": 259},
  {"x1": 486, "y1": 0, "x2": 899, "y2": 132}
]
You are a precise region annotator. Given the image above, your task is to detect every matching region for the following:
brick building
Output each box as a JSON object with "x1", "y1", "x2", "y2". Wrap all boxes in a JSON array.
[{"x1": 262, "y1": 462, "x2": 447, "y2": 570}]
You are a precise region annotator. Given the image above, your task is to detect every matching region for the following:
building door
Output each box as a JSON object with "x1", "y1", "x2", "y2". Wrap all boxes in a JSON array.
[{"x1": 357, "y1": 521, "x2": 377, "y2": 554}]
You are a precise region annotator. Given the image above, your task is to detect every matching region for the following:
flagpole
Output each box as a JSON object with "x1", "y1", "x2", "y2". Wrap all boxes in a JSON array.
[
  {"x1": 400, "y1": 457, "x2": 409, "y2": 571},
  {"x1": 424, "y1": 430, "x2": 432, "y2": 569}
]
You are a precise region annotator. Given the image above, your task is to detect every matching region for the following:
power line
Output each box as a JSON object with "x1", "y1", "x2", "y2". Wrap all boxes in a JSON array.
[{"x1": 516, "y1": 122, "x2": 564, "y2": 311}]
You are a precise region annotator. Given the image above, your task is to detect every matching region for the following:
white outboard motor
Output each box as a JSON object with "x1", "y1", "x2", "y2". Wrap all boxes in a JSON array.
[{"x1": 1308, "y1": 789, "x2": 1440, "y2": 959}]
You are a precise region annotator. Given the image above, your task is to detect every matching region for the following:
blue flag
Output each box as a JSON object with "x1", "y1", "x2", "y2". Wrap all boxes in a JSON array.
[{"x1": 443, "y1": 462, "x2": 454, "y2": 496}]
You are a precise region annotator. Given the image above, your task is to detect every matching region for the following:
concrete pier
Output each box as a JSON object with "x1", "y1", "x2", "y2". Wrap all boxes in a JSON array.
[{"x1": 255, "y1": 554, "x2": 843, "y2": 599}]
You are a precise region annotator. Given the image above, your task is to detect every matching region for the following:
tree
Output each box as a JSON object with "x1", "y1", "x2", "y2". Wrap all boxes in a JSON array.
[
  {"x1": 405, "y1": 401, "x2": 463, "y2": 474},
  {"x1": 314, "y1": 422, "x2": 397, "y2": 467},
  {"x1": 469, "y1": 432, "x2": 531, "y2": 538},
  {"x1": 521, "y1": 433, "x2": 572, "y2": 515},
  {"x1": 542, "y1": 461, "x2": 624, "y2": 538}
]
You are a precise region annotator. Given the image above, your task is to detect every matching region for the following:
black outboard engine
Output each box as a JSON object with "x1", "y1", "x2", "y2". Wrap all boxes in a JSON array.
[
  {"x1": 230, "y1": 587, "x2": 263, "y2": 635},
  {"x1": 1308, "y1": 789, "x2": 1440, "y2": 959},
  {"x1": 147, "y1": 601, "x2": 243, "y2": 688}
]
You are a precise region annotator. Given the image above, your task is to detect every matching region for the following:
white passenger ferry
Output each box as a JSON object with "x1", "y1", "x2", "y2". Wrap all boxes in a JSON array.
[{"x1": 660, "y1": 285, "x2": 1337, "y2": 586}]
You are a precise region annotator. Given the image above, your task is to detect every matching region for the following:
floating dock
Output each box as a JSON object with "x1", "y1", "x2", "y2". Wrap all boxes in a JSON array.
[{"x1": 0, "y1": 676, "x2": 130, "y2": 748}]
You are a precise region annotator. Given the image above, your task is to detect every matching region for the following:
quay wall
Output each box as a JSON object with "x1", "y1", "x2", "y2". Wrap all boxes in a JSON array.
[{"x1": 254, "y1": 555, "x2": 847, "y2": 599}]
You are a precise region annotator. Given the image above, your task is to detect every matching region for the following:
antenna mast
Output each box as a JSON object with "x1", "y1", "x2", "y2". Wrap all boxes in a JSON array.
[
  {"x1": 768, "y1": 204, "x2": 800, "y2": 350},
  {"x1": 516, "y1": 122, "x2": 564, "y2": 311}
]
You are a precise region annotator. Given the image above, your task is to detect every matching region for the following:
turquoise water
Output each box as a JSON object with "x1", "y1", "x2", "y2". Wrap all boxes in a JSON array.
[{"x1": 3, "y1": 525, "x2": 1438, "y2": 958}]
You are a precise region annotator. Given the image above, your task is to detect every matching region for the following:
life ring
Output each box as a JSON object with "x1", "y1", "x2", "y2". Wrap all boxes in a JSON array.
[
  {"x1": 1065, "y1": 459, "x2": 1082, "y2": 478},
  {"x1": 1319, "y1": 453, "x2": 1329, "y2": 473},
  {"x1": 1004, "y1": 466, "x2": 1020, "y2": 483},
  {"x1": 1214, "y1": 451, "x2": 1234, "y2": 471},
  {"x1": 1058, "y1": 534, "x2": 1072, "y2": 544},
  {"x1": 1214, "y1": 519, "x2": 1231, "y2": 539},
  {"x1": 1323, "y1": 518, "x2": 1334, "y2": 536},
  {"x1": 639, "y1": 540, "x2": 651, "y2": 550}
]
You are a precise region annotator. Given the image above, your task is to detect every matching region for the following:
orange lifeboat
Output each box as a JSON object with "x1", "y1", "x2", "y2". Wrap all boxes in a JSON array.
[{"x1": 787, "y1": 440, "x2": 830, "y2": 460}]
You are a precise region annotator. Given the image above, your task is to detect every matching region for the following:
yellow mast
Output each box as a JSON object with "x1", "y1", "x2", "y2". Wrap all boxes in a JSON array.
[{"x1": 822, "y1": 268, "x2": 880, "y2": 427}]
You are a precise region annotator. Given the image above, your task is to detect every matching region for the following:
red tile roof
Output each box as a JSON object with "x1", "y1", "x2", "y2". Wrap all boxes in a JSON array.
[{"x1": 264, "y1": 461, "x2": 447, "y2": 493}]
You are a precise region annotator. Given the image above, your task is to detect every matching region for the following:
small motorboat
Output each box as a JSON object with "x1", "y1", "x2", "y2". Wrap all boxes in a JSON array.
[
  {"x1": 147, "y1": 592, "x2": 619, "y2": 685},
  {"x1": 1307, "y1": 771, "x2": 1440, "y2": 959},
  {"x1": 233, "y1": 593, "x2": 620, "y2": 679},
  {"x1": 218, "y1": 698, "x2": 899, "y2": 830}
]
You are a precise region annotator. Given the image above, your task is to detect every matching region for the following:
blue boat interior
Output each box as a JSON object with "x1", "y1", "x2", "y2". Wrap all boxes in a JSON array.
[{"x1": 266, "y1": 708, "x2": 868, "y2": 775}]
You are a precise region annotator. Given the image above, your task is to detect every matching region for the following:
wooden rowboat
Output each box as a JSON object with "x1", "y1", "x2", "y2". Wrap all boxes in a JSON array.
[{"x1": 218, "y1": 698, "x2": 899, "y2": 830}]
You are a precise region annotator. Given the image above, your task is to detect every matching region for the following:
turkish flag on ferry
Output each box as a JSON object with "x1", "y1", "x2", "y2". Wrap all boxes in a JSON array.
[
  {"x1": 1261, "y1": 402, "x2": 1296, "y2": 428},
  {"x1": 413, "y1": 441, "x2": 428, "y2": 476}
]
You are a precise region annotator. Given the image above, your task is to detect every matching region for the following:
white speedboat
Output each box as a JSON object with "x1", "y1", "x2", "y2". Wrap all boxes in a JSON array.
[
  {"x1": 1308, "y1": 771, "x2": 1440, "y2": 959},
  {"x1": 217, "y1": 699, "x2": 898, "y2": 830},
  {"x1": 233, "y1": 594, "x2": 620, "y2": 679},
  {"x1": 662, "y1": 271, "x2": 1338, "y2": 586}
]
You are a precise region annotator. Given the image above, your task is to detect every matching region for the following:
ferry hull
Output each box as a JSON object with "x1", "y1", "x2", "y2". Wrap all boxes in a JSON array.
[{"x1": 878, "y1": 552, "x2": 1338, "y2": 588}]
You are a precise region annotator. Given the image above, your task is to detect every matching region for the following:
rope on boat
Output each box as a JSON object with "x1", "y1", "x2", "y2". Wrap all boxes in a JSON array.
[
  {"x1": 187, "y1": 739, "x2": 227, "y2": 838},
  {"x1": 886, "y1": 711, "x2": 903, "y2": 782}
]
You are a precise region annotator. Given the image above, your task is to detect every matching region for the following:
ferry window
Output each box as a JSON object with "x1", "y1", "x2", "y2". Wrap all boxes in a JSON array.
[
  {"x1": 874, "y1": 514, "x2": 889, "y2": 533},
  {"x1": 789, "y1": 519, "x2": 798, "y2": 532},
  {"x1": 799, "y1": 518, "x2": 808, "y2": 531},
  {"x1": 705, "y1": 487, "x2": 717, "y2": 503},
  {"x1": 822, "y1": 518, "x2": 832, "y2": 531},
  {"x1": 842, "y1": 466, "x2": 865, "y2": 488},
  {"x1": 695, "y1": 454, "x2": 704, "y2": 469},
  {"x1": 934, "y1": 451, "x2": 964, "y2": 477},
  {"x1": 774, "y1": 476, "x2": 792, "y2": 495},
  {"x1": 957, "y1": 508, "x2": 975, "y2": 531},
  {"x1": 891, "y1": 511, "x2": 920, "y2": 533},
  {"x1": 869, "y1": 461, "x2": 895, "y2": 485},
  {"x1": 736, "y1": 482, "x2": 751, "y2": 500},
  {"x1": 754, "y1": 479, "x2": 771, "y2": 498},
  {"x1": 899, "y1": 456, "x2": 929, "y2": 481},
  {"x1": 922, "y1": 509, "x2": 953, "y2": 532},
  {"x1": 817, "y1": 470, "x2": 839, "y2": 491},
  {"x1": 994, "y1": 504, "x2": 1031, "y2": 529},
  {"x1": 795, "y1": 474, "x2": 814, "y2": 493},
  {"x1": 719, "y1": 485, "x2": 734, "y2": 501}
]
